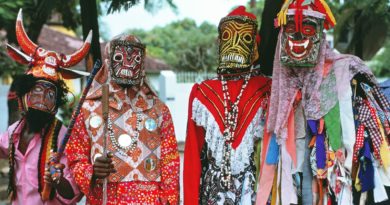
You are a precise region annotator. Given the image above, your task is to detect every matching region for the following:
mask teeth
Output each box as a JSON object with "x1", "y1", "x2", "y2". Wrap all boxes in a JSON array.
[{"x1": 222, "y1": 54, "x2": 244, "y2": 63}]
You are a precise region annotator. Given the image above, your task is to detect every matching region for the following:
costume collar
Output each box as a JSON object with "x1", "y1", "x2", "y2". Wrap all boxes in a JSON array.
[{"x1": 86, "y1": 80, "x2": 154, "y2": 112}]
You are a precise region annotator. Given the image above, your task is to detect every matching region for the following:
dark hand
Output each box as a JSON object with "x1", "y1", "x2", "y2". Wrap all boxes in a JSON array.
[{"x1": 93, "y1": 152, "x2": 116, "y2": 179}]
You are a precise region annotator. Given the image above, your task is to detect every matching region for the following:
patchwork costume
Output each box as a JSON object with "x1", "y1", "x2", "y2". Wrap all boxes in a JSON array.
[
  {"x1": 1, "y1": 9, "x2": 88, "y2": 204},
  {"x1": 256, "y1": 1, "x2": 390, "y2": 204},
  {"x1": 184, "y1": 6, "x2": 271, "y2": 205},
  {"x1": 65, "y1": 34, "x2": 180, "y2": 204}
]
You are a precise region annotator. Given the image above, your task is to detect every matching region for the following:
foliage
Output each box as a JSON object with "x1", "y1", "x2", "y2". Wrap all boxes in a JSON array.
[
  {"x1": 59, "y1": 93, "x2": 81, "y2": 126},
  {"x1": 0, "y1": 1, "x2": 24, "y2": 25},
  {"x1": 127, "y1": 19, "x2": 218, "y2": 72},
  {"x1": 331, "y1": 0, "x2": 390, "y2": 60},
  {"x1": 103, "y1": 0, "x2": 177, "y2": 14},
  {"x1": 0, "y1": 31, "x2": 25, "y2": 77},
  {"x1": 52, "y1": 0, "x2": 81, "y2": 30},
  {"x1": 327, "y1": 0, "x2": 390, "y2": 77},
  {"x1": 246, "y1": 0, "x2": 265, "y2": 22},
  {"x1": 368, "y1": 40, "x2": 390, "y2": 77},
  {"x1": 0, "y1": 1, "x2": 83, "y2": 78}
]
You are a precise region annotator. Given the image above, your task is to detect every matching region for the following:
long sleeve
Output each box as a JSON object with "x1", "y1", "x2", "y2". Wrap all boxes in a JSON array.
[
  {"x1": 0, "y1": 128, "x2": 10, "y2": 159},
  {"x1": 0, "y1": 121, "x2": 21, "y2": 159},
  {"x1": 55, "y1": 125, "x2": 83, "y2": 204},
  {"x1": 183, "y1": 84, "x2": 205, "y2": 205},
  {"x1": 65, "y1": 113, "x2": 94, "y2": 196},
  {"x1": 159, "y1": 105, "x2": 180, "y2": 205}
]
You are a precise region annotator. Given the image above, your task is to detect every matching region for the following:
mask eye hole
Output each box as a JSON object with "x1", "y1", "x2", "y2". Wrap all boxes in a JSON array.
[
  {"x1": 302, "y1": 25, "x2": 316, "y2": 36},
  {"x1": 134, "y1": 55, "x2": 141, "y2": 63},
  {"x1": 284, "y1": 23, "x2": 296, "y2": 34},
  {"x1": 48, "y1": 91, "x2": 55, "y2": 99},
  {"x1": 113, "y1": 53, "x2": 123, "y2": 62},
  {"x1": 222, "y1": 30, "x2": 230, "y2": 40},
  {"x1": 243, "y1": 33, "x2": 253, "y2": 43},
  {"x1": 34, "y1": 87, "x2": 43, "y2": 92}
]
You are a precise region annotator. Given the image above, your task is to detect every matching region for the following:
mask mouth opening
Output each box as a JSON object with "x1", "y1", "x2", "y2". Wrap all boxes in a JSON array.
[{"x1": 285, "y1": 38, "x2": 312, "y2": 60}]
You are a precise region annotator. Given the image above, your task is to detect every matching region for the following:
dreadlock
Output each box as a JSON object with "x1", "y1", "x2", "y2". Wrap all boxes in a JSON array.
[
  {"x1": 7, "y1": 119, "x2": 23, "y2": 200},
  {"x1": 8, "y1": 74, "x2": 67, "y2": 200}
]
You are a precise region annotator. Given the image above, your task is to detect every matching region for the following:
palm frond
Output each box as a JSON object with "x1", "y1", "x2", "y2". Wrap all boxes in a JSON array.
[{"x1": 104, "y1": 0, "x2": 177, "y2": 14}]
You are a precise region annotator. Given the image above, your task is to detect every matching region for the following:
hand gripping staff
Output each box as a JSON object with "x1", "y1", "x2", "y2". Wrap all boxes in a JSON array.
[{"x1": 41, "y1": 60, "x2": 102, "y2": 201}]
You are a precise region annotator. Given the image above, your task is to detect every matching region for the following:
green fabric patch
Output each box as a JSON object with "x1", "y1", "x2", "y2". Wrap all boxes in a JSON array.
[
  {"x1": 254, "y1": 139, "x2": 262, "y2": 190},
  {"x1": 324, "y1": 102, "x2": 342, "y2": 150}
]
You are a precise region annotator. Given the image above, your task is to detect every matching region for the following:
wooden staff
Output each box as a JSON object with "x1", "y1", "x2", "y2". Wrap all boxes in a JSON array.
[
  {"x1": 41, "y1": 60, "x2": 102, "y2": 201},
  {"x1": 102, "y1": 84, "x2": 109, "y2": 205}
]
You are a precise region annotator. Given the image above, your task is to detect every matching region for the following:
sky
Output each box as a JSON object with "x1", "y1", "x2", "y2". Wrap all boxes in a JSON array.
[{"x1": 101, "y1": 0, "x2": 250, "y2": 38}]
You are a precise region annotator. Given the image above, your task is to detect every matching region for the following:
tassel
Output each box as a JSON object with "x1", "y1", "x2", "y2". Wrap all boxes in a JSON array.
[
  {"x1": 317, "y1": 179, "x2": 324, "y2": 205},
  {"x1": 324, "y1": 103, "x2": 342, "y2": 150},
  {"x1": 358, "y1": 140, "x2": 375, "y2": 192},
  {"x1": 270, "y1": 167, "x2": 279, "y2": 205},
  {"x1": 307, "y1": 120, "x2": 326, "y2": 169},
  {"x1": 316, "y1": 133, "x2": 326, "y2": 169},
  {"x1": 319, "y1": 0, "x2": 337, "y2": 26},
  {"x1": 266, "y1": 134, "x2": 280, "y2": 164},
  {"x1": 377, "y1": 114, "x2": 390, "y2": 169}
]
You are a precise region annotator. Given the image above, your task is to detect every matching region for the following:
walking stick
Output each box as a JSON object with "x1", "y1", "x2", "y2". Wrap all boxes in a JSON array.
[
  {"x1": 102, "y1": 84, "x2": 109, "y2": 205},
  {"x1": 41, "y1": 60, "x2": 102, "y2": 201}
]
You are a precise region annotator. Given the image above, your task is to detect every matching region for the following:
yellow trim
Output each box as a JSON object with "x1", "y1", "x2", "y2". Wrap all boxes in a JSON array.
[
  {"x1": 319, "y1": 0, "x2": 337, "y2": 26},
  {"x1": 377, "y1": 116, "x2": 390, "y2": 170}
]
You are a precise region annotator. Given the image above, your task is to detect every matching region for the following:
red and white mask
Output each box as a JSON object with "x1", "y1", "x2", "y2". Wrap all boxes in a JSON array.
[
  {"x1": 280, "y1": 15, "x2": 324, "y2": 67},
  {"x1": 108, "y1": 35, "x2": 145, "y2": 86},
  {"x1": 275, "y1": 0, "x2": 336, "y2": 67},
  {"x1": 6, "y1": 9, "x2": 91, "y2": 82},
  {"x1": 23, "y1": 80, "x2": 58, "y2": 114}
]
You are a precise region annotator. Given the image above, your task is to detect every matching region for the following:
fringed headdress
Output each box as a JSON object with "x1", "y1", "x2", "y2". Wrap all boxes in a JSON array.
[{"x1": 276, "y1": 0, "x2": 336, "y2": 30}]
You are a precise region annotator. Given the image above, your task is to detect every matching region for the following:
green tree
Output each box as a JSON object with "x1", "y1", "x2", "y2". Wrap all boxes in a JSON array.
[
  {"x1": 103, "y1": 0, "x2": 177, "y2": 14},
  {"x1": 0, "y1": 0, "x2": 82, "y2": 77},
  {"x1": 247, "y1": 0, "x2": 265, "y2": 19},
  {"x1": 368, "y1": 39, "x2": 390, "y2": 77},
  {"x1": 331, "y1": 0, "x2": 390, "y2": 60},
  {"x1": 127, "y1": 19, "x2": 218, "y2": 72}
]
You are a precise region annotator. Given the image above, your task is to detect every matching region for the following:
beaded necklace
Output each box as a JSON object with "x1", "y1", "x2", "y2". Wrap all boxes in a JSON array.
[
  {"x1": 220, "y1": 71, "x2": 251, "y2": 189},
  {"x1": 108, "y1": 112, "x2": 142, "y2": 152}
]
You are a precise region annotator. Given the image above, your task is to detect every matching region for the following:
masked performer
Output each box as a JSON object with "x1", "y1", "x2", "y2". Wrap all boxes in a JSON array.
[
  {"x1": 0, "y1": 9, "x2": 89, "y2": 204},
  {"x1": 183, "y1": 6, "x2": 271, "y2": 205},
  {"x1": 256, "y1": 0, "x2": 390, "y2": 204},
  {"x1": 65, "y1": 34, "x2": 180, "y2": 204}
]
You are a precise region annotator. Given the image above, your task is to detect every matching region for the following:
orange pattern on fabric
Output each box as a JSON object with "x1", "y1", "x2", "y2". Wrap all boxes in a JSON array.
[{"x1": 65, "y1": 83, "x2": 180, "y2": 204}]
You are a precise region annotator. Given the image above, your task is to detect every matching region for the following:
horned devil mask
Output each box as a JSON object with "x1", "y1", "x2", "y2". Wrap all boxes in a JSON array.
[{"x1": 6, "y1": 9, "x2": 92, "y2": 81}]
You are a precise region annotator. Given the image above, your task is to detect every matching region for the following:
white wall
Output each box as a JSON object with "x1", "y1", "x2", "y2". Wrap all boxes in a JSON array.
[
  {"x1": 0, "y1": 85, "x2": 10, "y2": 133},
  {"x1": 159, "y1": 71, "x2": 194, "y2": 143}
]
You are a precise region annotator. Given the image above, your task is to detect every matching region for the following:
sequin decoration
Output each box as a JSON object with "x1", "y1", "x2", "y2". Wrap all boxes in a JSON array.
[
  {"x1": 145, "y1": 118, "x2": 157, "y2": 131},
  {"x1": 144, "y1": 158, "x2": 157, "y2": 172},
  {"x1": 118, "y1": 134, "x2": 132, "y2": 147},
  {"x1": 65, "y1": 87, "x2": 180, "y2": 204},
  {"x1": 89, "y1": 115, "x2": 102, "y2": 129}
]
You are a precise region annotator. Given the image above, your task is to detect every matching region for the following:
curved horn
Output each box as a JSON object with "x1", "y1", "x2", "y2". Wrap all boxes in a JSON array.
[
  {"x1": 15, "y1": 9, "x2": 38, "y2": 56},
  {"x1": 60, "y1": 30, "x2": 92, "y2": 68}
]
